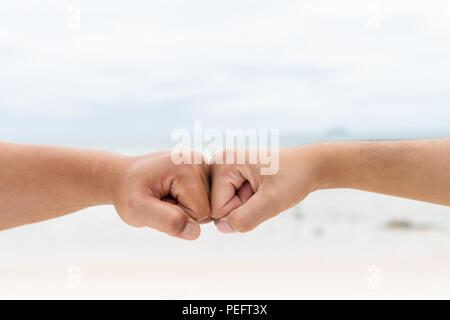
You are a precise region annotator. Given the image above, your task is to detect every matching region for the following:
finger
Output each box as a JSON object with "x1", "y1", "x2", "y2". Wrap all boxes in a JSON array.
[
  {"x1": 163, "y1": 196, "x2": 212, "y2": 224},
  {"x1": 161, "y1": 197, "x2": 177, "y2": 205},
  {"x1": 215, "y1": 189, "x2": 279, "y2": 233},
  {"x1": 237, "y1": 181, "x2": 254, "y2": 204},
  {"x1": 198, "y1": 216, "x2": 213, "y2": 224},
  {"x1": 129, "y1": 196, "x2": 201, "y2": 240},
  {"x1": 210, "y1": 166, "x2": 246, "y2": 219},
  {"x1": 212, "y1": 180, "x2": 254, "y2": 221},
  {"x1": 172, "y1": 168, "x2": 211, "y2": 222}
]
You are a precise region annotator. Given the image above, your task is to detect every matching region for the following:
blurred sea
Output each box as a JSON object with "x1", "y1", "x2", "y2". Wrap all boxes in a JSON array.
[{"x1": 0, "y1": 133, "x2": 449, "y2": 299}]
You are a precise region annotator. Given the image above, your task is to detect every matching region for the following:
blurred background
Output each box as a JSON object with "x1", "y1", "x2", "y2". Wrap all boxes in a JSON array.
[{"x1": 0, "y1": 0, "x2": 449, "y2": 299}]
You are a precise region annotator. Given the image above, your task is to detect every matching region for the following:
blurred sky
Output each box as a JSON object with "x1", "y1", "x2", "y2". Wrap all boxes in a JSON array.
[{"x1": 0, "y1": 0, "x2": 449, "y2": 143}]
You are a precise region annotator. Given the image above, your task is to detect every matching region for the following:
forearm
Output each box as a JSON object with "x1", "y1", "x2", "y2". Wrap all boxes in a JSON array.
[
  {"x1": 0, "y1": 141, "x2": 125, "y2": 230},
  {"x1": 312, "y1": 138, "x2": 450, "y2": 206}
]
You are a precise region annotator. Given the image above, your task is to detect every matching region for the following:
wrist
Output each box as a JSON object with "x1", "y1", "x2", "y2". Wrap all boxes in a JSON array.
[
  {"x1": 285, "y1": 144, "x2": 334, "y2": 193},
  {"x1": 308, "y1": 142, "x2": 364, "y2": 191},
  {"x1": 91, "y1": 152, "x2": 131, "y2": 205},
  {"x1": 302, "y1": 142, "x2": 345, "y2": 191}
]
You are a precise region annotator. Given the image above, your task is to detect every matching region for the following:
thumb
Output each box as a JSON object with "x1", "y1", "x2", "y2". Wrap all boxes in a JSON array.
[
  {"x1": 125, "y1": 196, "x2": 201, "y2": 240},
  {"x1": 215, "y1": 189, "x2": 279, "y2": 233}
]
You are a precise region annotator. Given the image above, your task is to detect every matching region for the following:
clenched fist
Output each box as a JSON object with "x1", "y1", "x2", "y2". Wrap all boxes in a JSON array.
[
  {"x1": 1, "y1": 139, "x2": 448, "y2": 237},
  {"x1": 209, "y1": 147, "x2": 321, "y2": 233},
  {"x1": 113, "y1": 151, "x2": 211, "y2": 240}
]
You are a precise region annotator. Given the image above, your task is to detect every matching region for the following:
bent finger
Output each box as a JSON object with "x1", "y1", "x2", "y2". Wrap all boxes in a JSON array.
[
  {"x1": 215, "y1": 189, "x2": 279, "y2": 233},
  {"x1": 133, "y1": 196, "x2": 201, "y2": 240}
]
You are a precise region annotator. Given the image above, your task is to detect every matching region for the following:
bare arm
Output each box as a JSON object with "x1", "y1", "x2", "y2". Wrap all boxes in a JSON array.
[
  {"x1": 315, "y1": 138, "x2": 450, "y2": 206},
  {"x1": 211, "y1": 138, "x2": 450, "y2": 234},
  {"x1": 0, "y1": 141, "x2": 209, "y2": 239},
  {"x1": 0, "y1": 141, "x2": 122, "y2": 230}
]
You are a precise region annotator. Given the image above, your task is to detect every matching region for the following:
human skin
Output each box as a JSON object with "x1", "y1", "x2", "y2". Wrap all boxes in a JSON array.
[
  {"x1": 1, "y1": 139, "x2": 449, "y2": 238},
  {"x1": 0, "y1": 142, "x2": 210, "y2": 240},
  {"x1": 211, "y1": 138, "x2": 450, "y2": 233}
]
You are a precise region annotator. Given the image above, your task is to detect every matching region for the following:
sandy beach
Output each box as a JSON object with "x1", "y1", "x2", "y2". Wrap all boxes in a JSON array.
[{"x1": 1, "y1": 187, "x2": 449, "y2": 299}]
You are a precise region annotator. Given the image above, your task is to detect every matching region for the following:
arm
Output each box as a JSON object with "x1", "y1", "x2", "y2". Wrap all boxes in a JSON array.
[
  {"x1": 0, "y1": 141, "x2": 210, "y2": 239},
  {"x1": 210, "y1": 138, "x2": 450, "y2": 233},
  {"x1": 0, "y1": 141, "x2": 121, "y2": 229},
  {"x1": 314, "y1": 138, "x2": 450, "y2": 206}
]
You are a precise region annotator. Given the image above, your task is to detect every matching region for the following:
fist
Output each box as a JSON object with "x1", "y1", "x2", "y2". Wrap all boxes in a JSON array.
[
  {"x1": 113, "y1": 151, "x2": 210, "y2": 240},
  {"x1": 209, "y1": 148, "x2": 319, "y2": 233}
]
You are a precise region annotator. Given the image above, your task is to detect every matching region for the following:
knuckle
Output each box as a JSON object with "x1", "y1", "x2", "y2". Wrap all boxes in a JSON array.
[
  {"x1": 213, "y1": 163, "x2": 239, "y2": 180},
  {"x1": 191, "y1": 150, "x2": 205, "y2": 164},
  {"x1": 125, "y1": 196, "x2": 138, "y2": 210},
  {"x1": 211, "y1": 150, "x2": 227, "y2": 165},
  {"x1": 200, "y1": 208, "x2": 212, "y2": 222},
  {"x1": 119, "y1": 196, "x2": 145, "y2": 228},
  {"x1": 261, "y1": 188, "x2": 276, "y2": 202},
  {"x1": 230, "y1": 210, "x2": 254, "y2": 233},
  {"x1": 122, "y1": 211, "x2": 145, "y2": 228},
  {"x1": 167, "y1": 211, "x2": 187, "y2": 235},
  {"x1": 173, "y1": 150, "x2": 205, "y2": 165},
  {"x1": 194, "y1": 202, "x2": 211, "y2": 222},
  {"x1": 210, "y1": 202, "x2": 225, "y2": 219},
  {"x1": 210, "y1": 209, "x2": 223, "y2": 220},
  {"x1": 176, "y1": 163, "x2": 197, "y2": 178}
]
